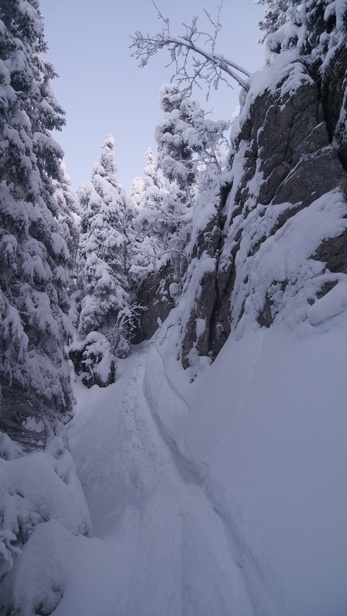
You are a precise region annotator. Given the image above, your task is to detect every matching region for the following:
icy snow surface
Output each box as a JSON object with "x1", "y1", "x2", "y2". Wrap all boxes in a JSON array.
[{"x1": 57, "y1": 307, "x2": 347, "y2": 616}]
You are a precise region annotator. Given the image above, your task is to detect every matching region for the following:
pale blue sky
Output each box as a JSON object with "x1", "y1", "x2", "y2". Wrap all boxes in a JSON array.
[{"x1": 39, "y1": 0, "x2": 264, "y2": 191}]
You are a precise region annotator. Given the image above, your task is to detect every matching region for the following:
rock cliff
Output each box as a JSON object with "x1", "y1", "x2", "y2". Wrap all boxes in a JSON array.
[{"x1": 135, "y1": 47, "x2": 347, "y2": 370}]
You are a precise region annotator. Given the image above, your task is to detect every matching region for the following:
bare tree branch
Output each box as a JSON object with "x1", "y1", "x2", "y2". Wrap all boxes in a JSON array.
[
  {"x1": 130, "y1": 3, "x2": 250, "y2": 96},
  {"x1": 203, "y1": 0, "x2": 223, "y2": 53}
]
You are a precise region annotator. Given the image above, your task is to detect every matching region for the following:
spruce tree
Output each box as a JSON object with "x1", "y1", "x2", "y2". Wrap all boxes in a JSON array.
[
  {"x1": 153, "y1": 84, "x2": 228, "y2": 271},
  {"x1": 256, "y1": 0, "x2": 296, "y2": 44},
  {"x1": 76, "y1": 135, "x2": 132, "y2": 358},
  {"x1": 143, "y1": 147, "x2": 164, "y2": 190},
  {"x1": 130, "y1": 176, "x2": 145, "y2": 212},
  {"x1": 0, "y1": 0, "x2": 73, "y2": 445},
  {"x1": 54, "y1": 162, "x2": 80, "y2": 272},
  {"x1": 130, "y1": 148, "x2": 168, "y2": 282},
  {"x1": 155, "y1": 84, "x2": 199, "y2": 194},
  {"x1": 133, "y1": 149, "x2": 165, "y2": 245},
  {"x1": 257, "y1": 0, "x2": 346, "y2": 63},
  {"x1": 299, "y1": 0, "x2": 346, "y2": 61}
]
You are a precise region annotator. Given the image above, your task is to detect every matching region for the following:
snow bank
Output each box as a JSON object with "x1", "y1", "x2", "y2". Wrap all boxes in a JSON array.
[
  {"x1": 0, "y1": 436, "x2": 91, "y2": 614},
  {"x1": 182, "y1": 324, "x2": 347, "y2": 615}
]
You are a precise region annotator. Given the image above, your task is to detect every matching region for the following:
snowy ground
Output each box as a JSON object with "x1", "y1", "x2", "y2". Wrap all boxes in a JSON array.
[
  {"x1": 53, "y1": 310, "x2": 347, "y2": 616},
  {"x1": 182, "y1": 325, "x2": 347, "y2": 615},
  {"x1": 64, "y1": 345, "x2": 254, "y2": 615},
  {"x1": 2, "y1": 316, "x2": 346, "y2": 614}
]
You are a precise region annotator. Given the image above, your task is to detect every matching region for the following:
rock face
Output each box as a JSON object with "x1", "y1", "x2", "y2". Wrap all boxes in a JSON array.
[
  {"x1": 132, "y1": 262, "x2": 176, "y2": 344},
  {"x1": 178, "y1": 50, "x2": 347, "y2": 367},
  {"x1": 322, "y1": 46, "x2": 347, "y2": 170},
  {"x1": 134, "y1": 49, "x2": 347, "y2": 368}
]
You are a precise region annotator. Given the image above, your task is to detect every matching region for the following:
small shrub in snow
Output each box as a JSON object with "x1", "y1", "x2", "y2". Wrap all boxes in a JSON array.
[{"x1": 69, "y1": 332, "x2": 116, "y2": 388}]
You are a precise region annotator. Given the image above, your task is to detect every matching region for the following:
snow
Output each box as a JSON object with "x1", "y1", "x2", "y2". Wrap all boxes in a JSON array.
[
  {"x1": 2, "y1": 4, "x2": 347, "y2": 612},
  {"x1": 0, "y1": 437, "x2": 91, "y2": 613},
  {"x1": 3, "y1": 141, "x2": 345, "y2": 616},
  {"x1": 235, "y1": 49, "x2": 314, "y2": 134},
  {"x1": 4, "y1": 306, "x2": 344, "y2": 614},
  {"x1": 227, "y1": 188, "x2": 347, "y2": 335},
  {"x1": 40, "y1": 149, "x2": 347, "y2": 614},
  {"x1": 182, "y1": 326, "x2": 347, "y2": 615},
  {"x1": 69, "y1": 331, "x2": 115, "y2": 387},
  {"x1": 63, "y1": 348, "x2": 255, "y2": 615}
]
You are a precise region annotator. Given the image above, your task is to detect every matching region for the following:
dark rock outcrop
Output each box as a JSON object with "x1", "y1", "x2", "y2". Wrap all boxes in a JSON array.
[
  {"x1": 179, "y1": 53, "x2": 347, "y2": 366},
  {"x1": 313, "y1": 228, "x2": 347, "y2": 274},
  {"x1": 322, "y1": 46, "x2": 347, "y2": 169},
  {"x1": 132, "y1": 262, "x2": 176, "y2": 344}
]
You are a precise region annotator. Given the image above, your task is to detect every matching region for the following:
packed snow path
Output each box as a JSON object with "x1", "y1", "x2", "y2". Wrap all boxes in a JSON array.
[{"x1": 64, "y1": 346, "x2": 256, "y2": 616}]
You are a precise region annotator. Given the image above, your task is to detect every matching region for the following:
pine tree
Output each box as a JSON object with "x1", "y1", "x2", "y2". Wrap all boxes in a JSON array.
[
  {"x1": 153, "y1": 84, "x2": 228, "y2": 271},
  {"x1": 76, "y1": 135, "x2": 132, "y2": 358},
  {"x1": 130, "y1": 148, "x2": 168, "y2": 283},
  {"x1": 133, "y1": 149, "x2": 165, "y2": 243},
  {"x1": 299, "y1": 0, "x2": 347, "y2": 61},
  {"x1": 54, "y1": 162, "x2": 80, "y2": 271},
  {"x1": 0, "y1": 0, "x2": 74, "y2": 446},
  {"x1": 129, "y1": 175, "x2": 145, "y2": 212},
  {"x1": 256, "y1": 0, "x2": 347, "y2": 64},
  {"x1": 143, "y1": 147, "x2": 164, "y2": 190}
]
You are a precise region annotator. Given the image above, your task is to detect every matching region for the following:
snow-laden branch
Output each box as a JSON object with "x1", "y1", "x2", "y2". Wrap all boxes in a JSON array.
[{"x1": 130, "y1": 3, "x2": 250, "y2": 95}]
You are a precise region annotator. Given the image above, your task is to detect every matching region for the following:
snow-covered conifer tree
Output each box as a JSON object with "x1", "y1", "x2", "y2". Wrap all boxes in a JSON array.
[
  {"x1": 256, "y1": 0, "x2": 297, "y2": 44},
  {"x1": 133, "y1": 149, "x2": 165, "y2": 240},
  {"x1": 154, "y1": 84, "x2": 228, "y2": 268},
  {"x1": 130, "y1": 176, "x2": 145, "y2": 212},
  {"x1": 76, "y1": 135, "x2": 132, "y2": 359},
  {"x1": 155, "y1": 84, "x2": 200, "y2": 194},
  {"x1": 152, "y1": 84, "x2": 202, "y2": 272},
  {"x1": 129, "y1": 148, "x2": 168, "y2": 285},
  {"x1": 143, "y1": 147, "x2": 164, "y2": 190},
  {"x1": 257, "y1": 0, "x2": 347, "y2": 64},
  {"x1": 54, "y1": 162, "x2": 80, "y2": 270},
  {"x1": 0, "y1": 0, "x2": 73, "y2": 445},
  {"x1": 298, "y1": 0, "x2": 347, "y2": 61},
  {"x1": 156, "y1": 83, "x2": 228, "y2": 191}
]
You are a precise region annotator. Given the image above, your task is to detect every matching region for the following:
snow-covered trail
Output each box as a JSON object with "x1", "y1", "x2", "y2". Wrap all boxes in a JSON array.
[{"x1": 62, "y1": 346, "x2": 255, "y2": 616}]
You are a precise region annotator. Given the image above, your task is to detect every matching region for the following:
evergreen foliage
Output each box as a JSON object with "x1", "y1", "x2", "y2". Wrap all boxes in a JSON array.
[
  {"x1": 154, "y1": 84, "x2": 227, "y2": 271},
  {"x1": 133, "y1": 148, "x2": 167, "y2": 251},
  {"x1": 156, "y1": 83, "x2": 228, "y2": 191},
  {"x1": 130, "y1": 87, "x2": 228, "y2": 290},
  {"x1": 76, "y1": 135, "x2": 132, "y2": 358},
  {"x1": 0, "y1": 0, "x2": 73, "y2": 446},
  {"x1": 257, "y1": 0, "x2": 347, "y2": 67},
  {"x1": 54, "y1": 162, "x2": 80, "y2": 271}
]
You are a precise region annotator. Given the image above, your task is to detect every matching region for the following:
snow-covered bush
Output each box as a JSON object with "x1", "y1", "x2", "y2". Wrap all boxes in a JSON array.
[
  {"x1": 69, "y1": 332, "x2": 116, "y2": 388},
  {"x1": 0, "y1": 434, "x2": 91, "y2": 613}
]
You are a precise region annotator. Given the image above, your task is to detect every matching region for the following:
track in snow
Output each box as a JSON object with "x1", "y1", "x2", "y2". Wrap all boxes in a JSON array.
[{"x1": 66, "y1": 347, "x2": 255, "y2": 616}]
